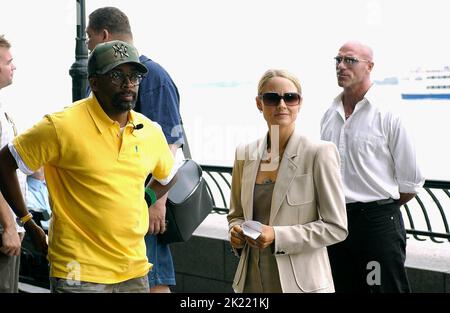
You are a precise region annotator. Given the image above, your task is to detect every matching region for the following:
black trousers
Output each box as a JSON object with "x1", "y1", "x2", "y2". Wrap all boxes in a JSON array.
[{"x1": 327, "y1": 200, "x2": 410, "y2": 293}]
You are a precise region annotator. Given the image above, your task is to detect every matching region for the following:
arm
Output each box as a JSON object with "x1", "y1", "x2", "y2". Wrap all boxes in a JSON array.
[
  {"x1": 227, "y1": 147, "x2": 246, "y2": 251},
  {"x1": 140, "y1": 64, "x2": 182, "y2": 234},
  {"x1": 0, "y1": 146, "x2": 47, "y2": 253},
  {"x1": 146, "y1": 172, "x2": 178, "y2": 230},
  {"x1": 0, "y1": 192, "x2": 21, "y2": 256},
  {"x1": 148, "y1": 144, "x2": 178, "y2": 234},
  {"x1": 388, "y1": 114, "x2": 425, "y2": 200},
  {"x1": 311, "y1": 143, "x2": 348, "y2": 244}
]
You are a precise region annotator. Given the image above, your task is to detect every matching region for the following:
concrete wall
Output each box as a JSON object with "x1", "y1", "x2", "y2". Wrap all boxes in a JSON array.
[{"x1": 170, "y1": 236, "x2": 237, "y2": 293}]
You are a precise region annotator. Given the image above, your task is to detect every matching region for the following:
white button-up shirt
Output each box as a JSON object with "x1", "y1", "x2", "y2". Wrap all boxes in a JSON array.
[
  {"x1": 320, "y1": 86, "x2": 425, "y2": 204},
  {"x1": 0, "y1": 102, "x2": 27, "y2": 233}
]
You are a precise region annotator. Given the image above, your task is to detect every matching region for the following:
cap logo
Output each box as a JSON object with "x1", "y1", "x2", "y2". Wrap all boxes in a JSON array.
[{"x1": 112, "y1": 43, "x2": 129, "y2": 59}]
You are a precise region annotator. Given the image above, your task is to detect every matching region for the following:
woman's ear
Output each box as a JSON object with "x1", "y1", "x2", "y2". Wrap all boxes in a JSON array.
[
  {"x1": 298, "y1": 97, "x2": 303, "y2": 111},
  {"x1": 256, "y1": 96, "x2": 263, "y2": 112}
]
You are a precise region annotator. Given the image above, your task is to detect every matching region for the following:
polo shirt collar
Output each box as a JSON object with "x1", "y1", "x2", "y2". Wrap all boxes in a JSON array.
[{"x1": 87, "y1": 94, "x2": 137, "y2": 134}]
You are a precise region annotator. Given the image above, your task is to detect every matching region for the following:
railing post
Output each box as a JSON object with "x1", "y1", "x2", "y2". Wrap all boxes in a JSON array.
[{"x1": 69, "y1": 0, "x2": 88, "y2": 102}]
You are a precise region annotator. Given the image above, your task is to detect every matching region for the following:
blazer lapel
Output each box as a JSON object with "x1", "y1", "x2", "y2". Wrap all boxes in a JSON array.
[
  {"x1": 241, "y1": 136, "x2": 266, "y2": 221},
  {"x1": 269, "y1": 132, "x2": 302, "y2": 225}
]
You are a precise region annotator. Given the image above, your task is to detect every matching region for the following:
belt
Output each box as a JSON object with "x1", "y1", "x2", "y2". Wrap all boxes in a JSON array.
[{"x1": 346, "y1": 198, "x2": 398, "y2": 212}]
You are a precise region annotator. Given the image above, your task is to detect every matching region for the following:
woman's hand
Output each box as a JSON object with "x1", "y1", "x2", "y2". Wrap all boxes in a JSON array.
[
  {"x1": 245, "y1": 224, "x2": 275, "y2": 250},
  {"x1": 230, "y1": 225, "x2": 246, "y2": 249}
]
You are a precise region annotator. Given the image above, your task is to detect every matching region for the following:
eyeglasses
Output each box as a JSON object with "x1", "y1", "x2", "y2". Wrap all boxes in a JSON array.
[
  {"x1": 334, "y1": 56, "x2": 370, "y2": 66},
  {"x1": 105, "y1": 71, "x2": 144, "y2": 86},
  {"x1": 259, "y1": 92, "x2": 301, "y2": 106}
]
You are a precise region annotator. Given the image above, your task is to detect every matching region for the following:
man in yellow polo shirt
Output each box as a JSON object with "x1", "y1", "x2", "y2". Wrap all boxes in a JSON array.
[{"x1": 0, "y1": 40, "x2": 178, "y2": 292}]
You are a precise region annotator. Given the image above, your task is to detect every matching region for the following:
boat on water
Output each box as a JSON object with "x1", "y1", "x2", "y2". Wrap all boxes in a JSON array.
[{"x1": 400, "y1": 67, "x2": 450, "y2": 100}]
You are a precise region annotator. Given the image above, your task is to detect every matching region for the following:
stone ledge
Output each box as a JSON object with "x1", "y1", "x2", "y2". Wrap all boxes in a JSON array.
[
  {"x1": 18, "y1": 282, "x2": 50, "y2": 293},
  {"x1": 405, "y1": 239, "x2": 450, "y2": 274},
  {"x1": 193, "y1": 212, "x2": 229, "y2": 241}
]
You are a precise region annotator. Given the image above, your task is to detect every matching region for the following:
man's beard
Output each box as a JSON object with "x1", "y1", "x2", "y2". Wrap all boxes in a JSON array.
[{"x1": 111, "y1": 91, "x2": 137, "y2": 112}]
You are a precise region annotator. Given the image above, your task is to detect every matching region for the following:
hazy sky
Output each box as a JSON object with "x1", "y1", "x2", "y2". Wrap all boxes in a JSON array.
[
  {"x1": 2, "y1": 0, "x2": 449, "y2": 126},
  {"x1": 1, "y1": 0, "x2": 450, "y2": 175}
]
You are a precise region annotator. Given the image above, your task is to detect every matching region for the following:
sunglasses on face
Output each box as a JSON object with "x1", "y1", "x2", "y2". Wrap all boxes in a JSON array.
[
  {"x1": 334, "y1": 56, "x2": 370, "y2": 66},
  {"x1": 259, "y1": 92, "x2": 301, "y2": 106},
  {"x1": 106, "y1": 71, "x2": 144, "y2": 86}
]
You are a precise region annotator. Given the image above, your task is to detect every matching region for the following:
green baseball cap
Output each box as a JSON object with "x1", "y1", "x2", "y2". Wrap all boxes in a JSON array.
[{"x1": 88, "y1": 40, "x2": 148, "y2": 77}]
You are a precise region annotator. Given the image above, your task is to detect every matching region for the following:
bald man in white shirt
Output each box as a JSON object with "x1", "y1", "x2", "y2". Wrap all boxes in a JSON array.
[{"x1": 320, "y1": 41, "x2": 424, "y2": 293}]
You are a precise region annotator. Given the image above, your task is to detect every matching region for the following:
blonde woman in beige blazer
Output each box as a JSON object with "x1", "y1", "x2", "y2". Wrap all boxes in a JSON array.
[{"x1": 227, "y1": 69, "x2": 348, "y2": 293}]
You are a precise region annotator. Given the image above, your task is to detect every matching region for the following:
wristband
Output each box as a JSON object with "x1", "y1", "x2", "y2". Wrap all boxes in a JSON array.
[
  {"x1": 144, "y1": 187, "x2": 157, "y2": 206},
  {"x1": 16, "y1": 212, "x2": 33, "y2": 227}
]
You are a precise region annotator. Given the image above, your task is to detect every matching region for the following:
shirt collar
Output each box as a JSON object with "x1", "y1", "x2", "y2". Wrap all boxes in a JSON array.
[
  {"x1": 332, "y1": 92, "x2": 345, "y2": 119},
  {"x1": 86, "y1": 94, "x2": 137, "y2": 134},
  {"x1": 332, "y1": 84, "x2": 375, "y2": 119},
  {"x1": 362, "y1": 84, "x2": 377, "y2": 105}
]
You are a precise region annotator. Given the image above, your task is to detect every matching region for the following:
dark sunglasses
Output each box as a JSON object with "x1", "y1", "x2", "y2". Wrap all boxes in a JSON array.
[
  {"x1": 259, "y1": 92, "x2": 301, "y2": 106},
  {"x1": 334, "y1": 56, "x2": 370, "y2": 66}
]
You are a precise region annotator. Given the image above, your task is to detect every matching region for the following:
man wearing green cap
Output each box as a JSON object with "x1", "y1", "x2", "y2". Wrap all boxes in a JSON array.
[
  {"x1": 86, "y1": 7, "x2": 184, "y2": 293},
  {"x1": 0, "y1": 40, "x2": 178, "y2": 293}
]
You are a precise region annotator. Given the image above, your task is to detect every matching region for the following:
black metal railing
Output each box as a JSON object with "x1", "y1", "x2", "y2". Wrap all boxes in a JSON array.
[
  {"x1": 201, "y1": 165, "x2": 450, "y2": 243},
  {"x1": 402, "y1": 180, "x2": 450, "y2": 243},
  {"x1": 201, "y1": 165, "x2": 233, "y2": 214}
]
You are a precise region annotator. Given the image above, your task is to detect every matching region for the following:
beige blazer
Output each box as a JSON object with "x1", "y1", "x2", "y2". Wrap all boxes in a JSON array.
[{"x1": 228, "y1": 131, "x2": 348, "y2": 293}]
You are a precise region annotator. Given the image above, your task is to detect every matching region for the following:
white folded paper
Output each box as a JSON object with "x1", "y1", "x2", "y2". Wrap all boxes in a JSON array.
[{"x1": 242, "y1": 220, "x2": 262, "y2": 240}]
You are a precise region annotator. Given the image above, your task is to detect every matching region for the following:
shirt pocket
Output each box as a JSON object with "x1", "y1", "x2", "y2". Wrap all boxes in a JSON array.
[{"x1": 351, "y1": 133, "x2": 387, "y2": 156}]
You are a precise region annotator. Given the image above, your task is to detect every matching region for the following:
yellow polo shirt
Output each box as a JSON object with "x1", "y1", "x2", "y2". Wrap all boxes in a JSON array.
[{"x1": 13, "y1": 95, "x2": 174, "y2": 284}]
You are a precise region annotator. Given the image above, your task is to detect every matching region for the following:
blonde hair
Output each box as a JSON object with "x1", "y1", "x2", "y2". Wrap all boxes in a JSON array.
[
  {"x1": 257, "y1": 69, "x2": 302, "y2": 95},
  {"x1": 0, "y1": 35, "x2": 11, "y2": 49}
]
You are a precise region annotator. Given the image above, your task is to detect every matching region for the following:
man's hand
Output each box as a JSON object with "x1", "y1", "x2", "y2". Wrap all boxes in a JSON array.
[
  {"x1": 24, "y1": 220, "x2": 48, "y2": 254},
  {"x1": 399, "y1": 192, "x2": 416, "y2": 206},
  {"x1": 147, "y1": 144, "x2": 178, "y2": 236},
  {"x1": 148, "y1": 197, "x2": 167, "y2": 235},
  {"x1": 0, "y1": 226, "x2": 21, "y2": 256}
]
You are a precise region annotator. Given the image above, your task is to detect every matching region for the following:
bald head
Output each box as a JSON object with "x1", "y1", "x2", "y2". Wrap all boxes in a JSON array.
[
  {"x1": 335, "y1": 41, "x2": 374, "y2": 94},
  {"x1": 339, "y1": 41, "x2": 374, "y2": 63}
]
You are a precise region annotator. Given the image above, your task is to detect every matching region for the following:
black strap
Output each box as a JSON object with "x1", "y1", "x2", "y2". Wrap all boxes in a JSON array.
[{"x1": 180, "y1": 118, "x2": 191, "y2": 159}]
